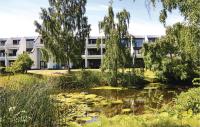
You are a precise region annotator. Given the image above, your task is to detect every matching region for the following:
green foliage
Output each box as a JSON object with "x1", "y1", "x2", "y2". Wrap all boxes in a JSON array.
[
  {"x1": 54, "y1": 70, "x2": 102, "y2": 89},
  {"x1": 84, "y1": 114, "x2": 200, "y2": 127},
  {"x1": 5, "y1": 53, "x2": 33, "y2": 74},
  {"x1": 53, "y1": 70, "x2": 145, "y2": 89},
  {"x1": 39, "y1": 48, "x2": 50, "y2": 62},
  {"x1": 149, "y1": 0, "x2": 200, "y2": 25},
  {"x1": 175, "y1": 87, "x2": 200, "y2": 114},
  {"x1": 96, "y1": 38, "x2": 101, "y2": 51},
  {"x1": 192, "y1": 78, "x2": 200, "y2": 86},
  {"x1": 35, "y1": 0, "x2": 90, "y2": 72},
  {"x1": 0, "y1": 67, "x2": 6, "y2": 74},
  {"x1": 1, "y1": 73, "x2": 200, "y2": 126},
  {"x1": 143, "y1": 23, "x2": 200, "y2": 82},
  {"x1": 0, "y1": 74, "x2": 42, "y2": 90},
  {"x1": 99, "y1": 5, "x2": 132, "y2": 85},
  {"x1": 0, "y1": 75, "x2": 56, "y2": 126}
]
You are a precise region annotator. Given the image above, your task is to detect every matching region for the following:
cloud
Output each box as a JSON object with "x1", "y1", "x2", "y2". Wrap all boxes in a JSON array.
[
  {"x1": 166, "y1": 13, "x2": 184, "y2": 25},
  {"x1": 86, "y1": 4, "x2": 108, "y2": 12},
  {"x1": 86, "y1": 3, "x2": 120, "y2": 12},
  {"x1": 129, "y1": 21, "x2": 165, "y2": 36},
  {"x1": 0, "y1": 12, "x2": 39, "y2": 38},
  {"x1": 89, "y1": 21, "x2": 166, "y2": 37}
]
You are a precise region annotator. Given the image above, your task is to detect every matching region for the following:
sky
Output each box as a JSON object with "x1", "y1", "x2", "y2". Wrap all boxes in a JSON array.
[{"x1": 0, "y1": 0, "x2": 184, "y2": 38}]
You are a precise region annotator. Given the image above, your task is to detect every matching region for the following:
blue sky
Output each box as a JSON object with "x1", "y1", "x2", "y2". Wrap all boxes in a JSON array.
[{"x1": 0, "y1": 0, "x2": 184, "y2": 38}]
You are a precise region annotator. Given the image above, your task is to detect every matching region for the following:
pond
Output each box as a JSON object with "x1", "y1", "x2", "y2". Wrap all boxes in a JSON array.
[
  {"x1": 52, "y1": 83, "x2": 191, "y2": 125},
  {"x1": 83, "y1": 85, "x2": 186, "y2": 116}
]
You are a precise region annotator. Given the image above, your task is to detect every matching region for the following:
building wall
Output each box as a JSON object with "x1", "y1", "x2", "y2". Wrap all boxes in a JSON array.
[{"x1": 0, "y1": 35, "x2": 159, "y2": 69}]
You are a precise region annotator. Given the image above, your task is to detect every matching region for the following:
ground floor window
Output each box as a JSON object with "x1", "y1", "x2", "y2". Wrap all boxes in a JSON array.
[
  {"x1": 0, "y1": 61, "x2": 5, "y2": 67},
  {"x1": 9, "y1": 60, "x2": 15, "y2": 66},
  {"x1": 88, "y1": 59, "x2": 101, "y2": 69},
  {"x1": 40, "y1": 61, "x2": 47, "y2": 69}
]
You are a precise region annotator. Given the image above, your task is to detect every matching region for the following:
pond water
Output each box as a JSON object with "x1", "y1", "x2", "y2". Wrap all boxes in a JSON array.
[
  {"x1": 54, "y1": 84, "x2": 191, "y2": 125},
  {"x1": 83, "y1": 86, "x2": 186, "y2": 116}
]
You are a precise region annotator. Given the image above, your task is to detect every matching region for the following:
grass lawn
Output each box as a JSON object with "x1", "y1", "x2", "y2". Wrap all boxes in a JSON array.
[
  {"x1": 28, "y1": 69, "x2": 157, "y2": 81},
  {"x1": 27, "y1": 69, "x2": 100, "y2": 76}
]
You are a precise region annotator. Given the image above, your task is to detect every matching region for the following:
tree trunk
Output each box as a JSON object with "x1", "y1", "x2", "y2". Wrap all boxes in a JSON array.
[
  {"x1": 67, "y1": 58, "x2": 71, "y2": 73},
  {"x1": 114, "y1": 59, "x2": 118, "y2": 86}
]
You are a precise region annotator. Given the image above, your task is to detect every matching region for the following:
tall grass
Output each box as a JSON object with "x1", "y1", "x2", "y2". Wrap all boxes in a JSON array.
[{"x1": 0, "y1": 74, "x2": 56, "y2": 127}]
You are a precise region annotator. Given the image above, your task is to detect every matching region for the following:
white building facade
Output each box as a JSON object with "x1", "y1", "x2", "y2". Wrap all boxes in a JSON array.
[{"x1": 0, "y1": 35, "x2": 159, "y2": 69}]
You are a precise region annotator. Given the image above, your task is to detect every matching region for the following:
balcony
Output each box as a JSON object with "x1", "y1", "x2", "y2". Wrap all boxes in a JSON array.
[
  {"x1": 82, "y1": 55, "x2": 102, "y2": 59},
  {"x1": 87, "y1": 39, "x2": 105, "y2": 48},
  {"x1": 26, "y1": 39, "x2": 34, "y2": 48},
  {"x1": 7, "y1": 56, "x2": 17, "y2": 60},
  {"x1": 88, "y1": 39, "x2": 97, "y2": 45},
  {"x1": 13, "y1": 40, "x2": 20, "y2": 45},
  {"x1": 88, "y1": 49, "x2": 101, "y2": 55},
  {"x1": 7, "y1": 49, "x2": 17, "y2": 58},
  {"x1": 0, "y1": 56, "x2": 5, "y2": 61}
]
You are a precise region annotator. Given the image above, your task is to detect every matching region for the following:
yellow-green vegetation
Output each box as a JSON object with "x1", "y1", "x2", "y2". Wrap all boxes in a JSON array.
[
  {"x1": 92, "y1": 86, "x2": 127, "y2": 90},
  {"x1": 0, "y1": 74, "x2": 56, "y2": 126},
  {"x1": 28, "y1": 69, "x2": 68, "y2": 76},
  {"x1": 1, "y1": 71, "x2": 200, "y2": 127},
  {"x1": 0, "y1": 74, "x2": 44, "y2": 89},
  {"x1": 144, "y1": 70, "x2": 157, "y2": 83},
  {"x1": 144, "y1": 70, "x2": 156, "y2": 79},
  {"x1": 51, "y1": 92, "x2": 126, "y2": 125},
  {"x1": 84, "y1": 113, "x2": 200, "y2": 127},
  {"x1": 28, "y1": 69, "x2": 100, "y2": 76}
]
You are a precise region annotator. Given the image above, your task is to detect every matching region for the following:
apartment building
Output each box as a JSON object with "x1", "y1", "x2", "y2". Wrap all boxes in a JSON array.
[{"x1": 0, "y1": 35, "x2": 159, "y2": 69}]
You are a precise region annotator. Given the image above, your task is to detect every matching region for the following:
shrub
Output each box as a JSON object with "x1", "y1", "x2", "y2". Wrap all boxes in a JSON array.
[
  {"x1": 0, "y1": 67, "x2": 6, "y2": 74},
  {"x1": 6, "y1": 53, "x2": 33, "y2": 74},
  {"x1": 54, "y1": 70, "x2": 102, "y2": 89},
  {"x1": 54, "y1": 70, "x2": 145, "y2": 89},
  {"x1": 192, "y1": 78, "x2": 200, "y2": 86},
  {"x1": 175, "y1": 87, "x2": 200, "y2": 114}
]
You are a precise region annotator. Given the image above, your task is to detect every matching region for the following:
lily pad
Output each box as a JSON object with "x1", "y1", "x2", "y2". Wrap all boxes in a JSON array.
[
  {"x1": 111, "y1": 100, "x2": 123, "y2": 105},
  {"x1": 76, "y1": 117, "x2": 93, "y2": 123},
  {"x1": 122, "y1": 108, "x2": 132, "y2": 113},
  {"x1": 92, "y1": 86, "x2": 127, "y2": 90}
]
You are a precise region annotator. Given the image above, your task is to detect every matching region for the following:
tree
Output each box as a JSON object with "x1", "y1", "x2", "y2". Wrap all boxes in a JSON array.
[
  {"x1": 148, "y1": 0, "x2": 200, "y2": 26},
  {"x1": 143, "y1": 23, "x2": 200, "y2": 82},
  {"x1": 99, "y1": 5, "x2": 131, "y2": 86},
  {"x1": 6, "y1": 53, "x2": 34, "y2": 74},
  {"x1": 34, "y1": 0, "x2": 90, "y2": 73}
]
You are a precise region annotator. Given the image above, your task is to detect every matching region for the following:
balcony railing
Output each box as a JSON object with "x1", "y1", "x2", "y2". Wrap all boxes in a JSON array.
[{"x1": 8, "y1": 54, "x2": 17, "y2": 57}]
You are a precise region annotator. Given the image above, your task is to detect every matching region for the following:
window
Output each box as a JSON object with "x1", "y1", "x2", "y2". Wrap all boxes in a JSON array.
[
  {"x1": 9, "y1": 60, "x2": 15, "y2": 66},
  {"x1": 0, "y1": 40, "x2": 6, "y2": 46},
  {"x1": 0, "y1": 50, "x2": 5, "y2": 57},
  {"x1": 136, "y1": 49, "x2": 142, "y2": 54},
  {"x1": 26, "y1": 48, "x2": 33, "y2": 53},
  {"x1": 0, "y1": 61, "x2": 5, "y2": 67},
  {"x1": 134, "y1": 38, "x2": 144, "y2": 47},
  {"x1": 88, "y1": 48, "x2": 101, "y2": 55},
  {"x1": 8, "y1": 49, "x2": 17, "y2": 56},
  {"x1": 121, "y1": 38, "x2": 129, "y2": 47},
  {"x1": 148, "y1": 38, "x2": 156, "y2": 42},
  {"x1": 88, "y1": 39, "x2": 96, "y2": 44},
  {"x1": 26, "y1": 39, "x2": 34, "y2": 42},
  {"x1": 103, "y1": 49, "x2": 106, "y2": 54},
  {"x1": 40, "y1": 61, "x2": 47, "y2": 69},
  {"x1": 40, "y1": 39, "x2": 44, "y2": 44},
  {"x1": 13, "y1": 40, "x2": 20, "y2": 45}
]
